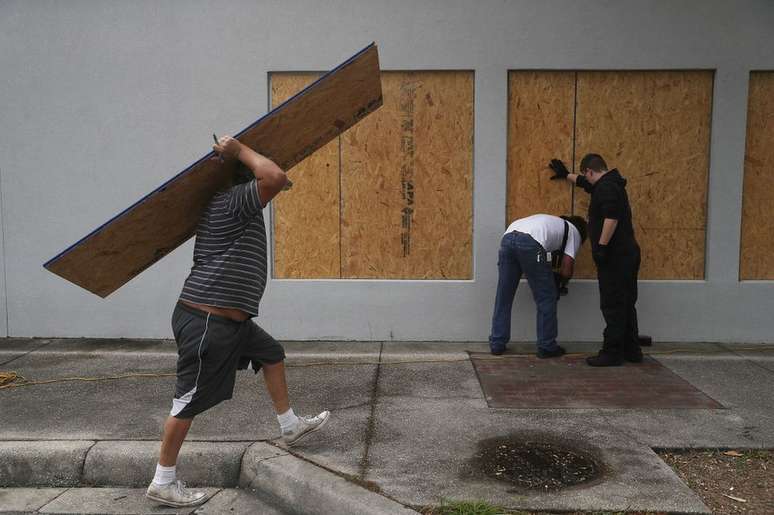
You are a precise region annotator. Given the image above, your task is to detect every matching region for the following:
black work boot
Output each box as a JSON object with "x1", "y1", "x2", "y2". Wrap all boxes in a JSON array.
[
  {"x1": 537, "y1": 346, "x2": 566, "y2": 359},
  {"x1": 624, "y1": 348, "x2": 644, "y2": 363},
  {"x1": 637, "y1": 335, "x2": 653, "y2": 346},
  {"x1": 586, "y1": 351, "x2": 623, "y2": 367}
]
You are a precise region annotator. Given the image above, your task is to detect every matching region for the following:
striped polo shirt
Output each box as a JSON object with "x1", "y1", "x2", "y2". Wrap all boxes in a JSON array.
[{"x1": 179, "y1": 179, "x2": 267, "y2": 316}]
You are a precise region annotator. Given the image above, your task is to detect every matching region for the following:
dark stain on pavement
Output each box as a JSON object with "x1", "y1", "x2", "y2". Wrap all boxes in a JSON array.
[{"x1": 465, "y1": 432, "x2": 606, "y2": 492}]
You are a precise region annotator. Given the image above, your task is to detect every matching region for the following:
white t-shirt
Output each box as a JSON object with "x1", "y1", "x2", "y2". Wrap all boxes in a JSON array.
[{"x1": 505, "y1": 214, "x2": 581, "y2": 259}]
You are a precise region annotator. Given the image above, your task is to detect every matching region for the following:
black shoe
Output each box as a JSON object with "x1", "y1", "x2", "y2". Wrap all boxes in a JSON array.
[
  {"x1": 624, "y1": 347, "x2": 644, "y2": 363},
  {"x1": 638, "y1": 335, "x2": 653, "y2": 347},
  {"x1": 586, "y1": 352, "x2": 623, "y2": 367},
  {"x1": 490, "y1": 346, "x2": 506, "y2": 356},
  {"x1": 537, "y1": 346, "x2": 566, "y2": 359}
]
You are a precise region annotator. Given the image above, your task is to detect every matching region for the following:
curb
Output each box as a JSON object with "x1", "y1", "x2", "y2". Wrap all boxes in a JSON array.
[
  {"x1": 0, "y1": 441, "x2": 92, "y2": 487},
  {"x1": 0, "y1": 441, "x2": 415, "y2": 514},
  {"x1": 240, "y1": 443, "x2": 415, "y2": 515}
]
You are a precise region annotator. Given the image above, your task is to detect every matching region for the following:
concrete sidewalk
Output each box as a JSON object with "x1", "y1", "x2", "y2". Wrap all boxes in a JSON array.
[{"x1": 2, "y1": 339, "x2": 774, "y2": 514}]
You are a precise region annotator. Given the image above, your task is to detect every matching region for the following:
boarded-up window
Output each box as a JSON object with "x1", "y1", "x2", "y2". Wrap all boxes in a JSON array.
[
  {"x1": 740, "y1": 72, "x2": 774, "y2": 280},
  {"x1": 271, "y1": 71, "x2": 474, "y2": 279},
  {"x1": 507, "y1": 70, "x2": 713, "y2": 280}
]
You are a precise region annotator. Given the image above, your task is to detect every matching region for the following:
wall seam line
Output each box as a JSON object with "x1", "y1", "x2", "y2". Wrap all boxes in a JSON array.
[{"x1": 0, "y1": 167, "x2": 9, "y2": 336}]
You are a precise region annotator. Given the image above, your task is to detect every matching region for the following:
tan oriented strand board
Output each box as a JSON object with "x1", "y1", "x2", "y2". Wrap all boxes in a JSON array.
[
  {"x1": 507, "y1": 71, "x2": 575, "y2": 225},
  {"x1": 271, "y1": 73, "x2": 341, "y2": 278},
  {"x1": 44, "y1": 44, "x2": 382, "y2": 296},
  {"x1": 341, "y1": 71, "x2": 474, "y2": 279},
  {"x1": 573, "y1": 71, "x2": 712, "y2": 279},
  {"x1": 740, "y1": 72, "x2": 774, "y2": 280}
]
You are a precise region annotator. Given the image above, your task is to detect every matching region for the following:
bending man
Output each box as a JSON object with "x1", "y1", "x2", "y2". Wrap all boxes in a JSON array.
[{"x1": 489, "y1": 213, "x2": 587, "y2": 357}]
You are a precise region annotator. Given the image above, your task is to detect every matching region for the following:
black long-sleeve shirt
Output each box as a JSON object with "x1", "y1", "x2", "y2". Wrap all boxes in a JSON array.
[{"x1": 576, "y1": 169, "x2": 638, "y2": 255}]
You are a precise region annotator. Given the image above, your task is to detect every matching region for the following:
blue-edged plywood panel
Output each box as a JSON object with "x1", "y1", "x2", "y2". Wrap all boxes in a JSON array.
[{"x1": 44, "y1": 43, "x2": 382, "y2": 297}]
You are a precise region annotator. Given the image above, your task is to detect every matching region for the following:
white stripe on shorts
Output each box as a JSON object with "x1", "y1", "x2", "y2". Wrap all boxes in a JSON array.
[{"x1": 170, "y1": 313, "x2": 211, "y2": 417}]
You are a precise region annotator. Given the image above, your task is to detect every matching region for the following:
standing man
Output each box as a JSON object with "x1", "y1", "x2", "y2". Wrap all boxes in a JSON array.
[
  {"x1": 489, "y1": 213, "x2": 587, "y2": 357},
  {"x1": 549, "y1": 154, "x2": 643, "y2": 366},
  {"x1": 146, "y1": 136, "x2": 330, "y2": 508}
]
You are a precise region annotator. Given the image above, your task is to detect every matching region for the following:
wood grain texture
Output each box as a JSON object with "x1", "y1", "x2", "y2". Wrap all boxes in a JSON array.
[
  {"x1": 573, "y1": 71, "x2": 713, "y2": 279},
  {"x1": 45, "y1": 44, "x2": 382, "y2": 296},
  {"x1": 44, "y1": 159, "x2": 232, "y2": 298},
  {"x1": 740, "y1": 72, "x2": 774, "y2": 280},
  {"x1": 507, "y1": 71, "x2": 575, "y2": 226},
  {"x1": 271, "y1": 73, "x2": 341, "y2": 278},
  {"x1": 341, "y1": 71, "x2": 474, "y2": 278}
]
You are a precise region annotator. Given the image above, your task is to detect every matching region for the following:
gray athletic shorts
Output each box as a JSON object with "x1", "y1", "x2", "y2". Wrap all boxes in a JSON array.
[{"x1": 170, "y1": 302, "x2": 285, "y2": 419}]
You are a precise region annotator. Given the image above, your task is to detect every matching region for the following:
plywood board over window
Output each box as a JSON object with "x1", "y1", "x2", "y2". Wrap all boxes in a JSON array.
[
  {"x1": 573, "y1": 71, "x2": 713, "y2": 279},
  {"x1": 271, "y1": 73, "x2": 341, "y2": 279},
  {"x1": 507, "y1": 71, "x2": 575, "y2": 224},
  {"x1": 740, "y1": 72, "x2": 774, "y2": 280},
  {"x1": 271, "y1": 71, "x2": 474, "y2": 279},
  {"x1": 341, "y1": 71, "x2": 474, "y2": 279}
]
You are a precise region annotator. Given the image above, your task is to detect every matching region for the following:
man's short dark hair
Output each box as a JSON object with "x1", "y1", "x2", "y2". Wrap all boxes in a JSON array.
[
  {"x1": 579, "y1": 153, "x2": 607, "y2": 173},
  {"x1": 233, "y1": 163, "x2": 254, "y2": 185},
  {"x1": 562, "y1": 215, "x2": 588, "y2": 244}
]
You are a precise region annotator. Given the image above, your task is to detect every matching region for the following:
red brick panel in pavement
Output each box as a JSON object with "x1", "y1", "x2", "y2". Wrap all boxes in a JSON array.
[{"x1": 470, "y1": 354, "x2": 723, "y2": 409}]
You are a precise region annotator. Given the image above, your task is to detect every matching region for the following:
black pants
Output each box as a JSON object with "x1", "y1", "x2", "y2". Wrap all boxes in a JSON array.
[{"x1": 596, "y1": 245, "x2": 641, "y2": 357}]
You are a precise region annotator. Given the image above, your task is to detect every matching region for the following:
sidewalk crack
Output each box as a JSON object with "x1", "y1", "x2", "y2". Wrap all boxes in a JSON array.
[
  {"x1": 38, "y1": 486, "x2": 71, "y2": 511},
  {"x1": 255, "y1": 453, "x2": 289, "y2": 464},
  {"x1": 79, "y1": 441, "x2": 98, "y2": 486},
  {"x1": 720, "y1": 343, "x2": 774, "y2": 375},
  {"x1": 0, "y1": 339, "x2": 55, "y2": 367},
  {"x1": 358, "y1": 341, "x2": 383, "y2": 480}
]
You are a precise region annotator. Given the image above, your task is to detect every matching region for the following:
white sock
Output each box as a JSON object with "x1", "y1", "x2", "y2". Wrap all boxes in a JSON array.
[
  {"x1": 277, "y1": 408, "x2": 299, "y2": 432},
  {"x1": 152, "y1": 463, "x2": 176, "y2": 486}
]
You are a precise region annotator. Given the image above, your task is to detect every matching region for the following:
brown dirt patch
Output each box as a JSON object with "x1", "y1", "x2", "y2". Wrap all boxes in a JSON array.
[{"x1": 659, "y1": 448, "x2": 773, "y2": 514}]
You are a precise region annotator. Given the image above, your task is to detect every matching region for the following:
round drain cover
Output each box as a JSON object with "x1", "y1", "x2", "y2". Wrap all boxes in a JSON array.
[{"x1": 473, "y1": 436, "x2": 602, "y2": 490}]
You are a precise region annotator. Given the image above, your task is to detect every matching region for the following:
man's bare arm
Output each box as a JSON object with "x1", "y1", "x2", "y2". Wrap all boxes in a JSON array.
[
  {"x1": 214, "y1": 136, "x2": 288, "y2": 204},
  {"x1": 560, "y1": 254, "x2": 575, "y2": 281}
]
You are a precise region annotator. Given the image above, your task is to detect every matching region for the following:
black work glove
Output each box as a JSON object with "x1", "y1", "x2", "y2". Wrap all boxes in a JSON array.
[
  {"x1": 548, "y1": 159, "x2": 570, "y2": 180},
  {"x1": 592, "y1": 244, "x2": 610, "y2": 266}
]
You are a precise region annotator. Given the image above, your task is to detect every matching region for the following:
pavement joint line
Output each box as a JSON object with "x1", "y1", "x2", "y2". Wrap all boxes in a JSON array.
[
  {"x1": 380, "y1": 393, "x2": 483, "y2": 401},
  {"x1": 720, "y1": 342, "x2": 774, "y2": 375},
  {"x1": 80, "y1": 441, "x2": 98, "y2": 485},
  {"x1": 235, "y1": 444, "x2": 249, "y2": 489},
  {"x1": 0, "y1": 339, "x2": 54, "y2": 367},
  {"x1": 266, "y1": 439, "x2": 414, "y2": 511},
  {"x1": 358, "y1": 341, "x2": 383, "y2": 481},
  {"x1": 39, "y1": 486, "x2": 72, "y2": 512},
  {"x1": 252, "y1": 451, "x2": 290, "y2": 466}
]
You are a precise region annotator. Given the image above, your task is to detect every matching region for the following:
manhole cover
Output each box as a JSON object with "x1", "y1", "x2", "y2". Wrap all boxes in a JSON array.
[{"x1": 472, "y1": 435, "x2": 602, "y2": 490}]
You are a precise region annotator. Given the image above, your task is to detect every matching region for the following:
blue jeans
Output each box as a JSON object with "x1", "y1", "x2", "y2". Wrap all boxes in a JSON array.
[{"x1": 489, "y1": 232, "x2": 560, "y2": 353}]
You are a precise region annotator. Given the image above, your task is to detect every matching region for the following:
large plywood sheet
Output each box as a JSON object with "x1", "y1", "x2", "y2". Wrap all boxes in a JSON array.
[
  {"x1": 573, "y1": 71, "x2": 713, "y2": 279},
  {"x1": 507, "y1": 71, "x2": 575, "y2": 225},
  {"x1": 271, "y1": 73, "x2": 341, "y2": 279},
  {"x1": 44, "y1": 44, "x2": 382, "y2": 296},
  {"x1": 740, "y1": 72, "x2": 774, "y2": 280},
  {"x1": 340, "y1": 71, "x2": 474, "y2": 279}
]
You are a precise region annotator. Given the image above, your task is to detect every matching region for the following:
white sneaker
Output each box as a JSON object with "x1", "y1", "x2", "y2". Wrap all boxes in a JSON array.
[
  {"x1": 146, "y1": 479, "x2": 207, "y2": 508},
  {"x1": 281, "y1": 410, "x2": 330, "y2": 446}
]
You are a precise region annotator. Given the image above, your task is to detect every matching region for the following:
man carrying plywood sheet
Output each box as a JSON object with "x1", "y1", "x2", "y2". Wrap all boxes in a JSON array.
[
  {"x1": 145, "y1": 137, "x2": 329, "y2": 508},
  {"x1": 37, "y1": 42, "x2": 382, "y2": 509}
]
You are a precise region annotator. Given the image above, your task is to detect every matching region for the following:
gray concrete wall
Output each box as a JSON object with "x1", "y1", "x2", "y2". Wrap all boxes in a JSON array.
[
  {"x1": 0, "y1": 0, "x2": 772, "y2": 342},
  {"x1": 0, "y1": 167, "x2": 7, "y2": 337}
]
